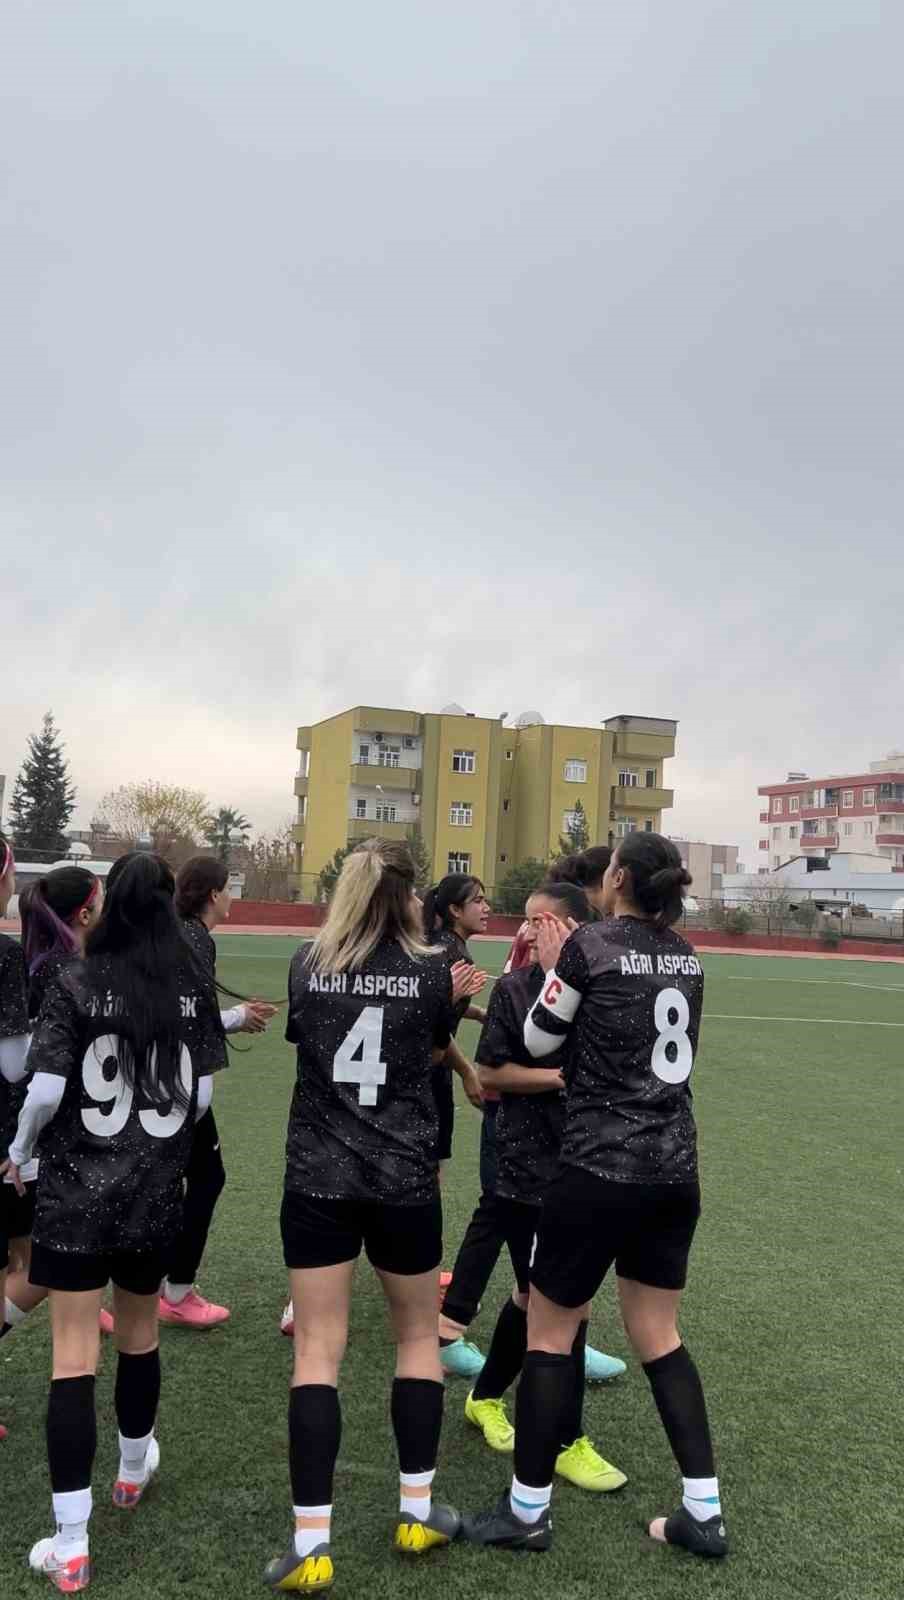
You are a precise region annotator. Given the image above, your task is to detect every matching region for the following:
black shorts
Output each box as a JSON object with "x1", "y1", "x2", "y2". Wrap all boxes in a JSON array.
[
  {"x1": 29, "y1": 1241, "x2": 167, "y2": 1296},
  {"x1": 2, "y1": 1179, "x2": 37, "y2": 1245},
  {"x1": 496, "y1": 1196, "x2": 541, "y2": 1294},
  {"x1": 431, "y1": 1064, "x2": 454, "y2": 1162},
  {"x1": 530, "y1": 1166, "x2": 701, "y2": 1307},
  {"x1": 281, "y1": 1189, "x2": 443, "y2": 1276}
]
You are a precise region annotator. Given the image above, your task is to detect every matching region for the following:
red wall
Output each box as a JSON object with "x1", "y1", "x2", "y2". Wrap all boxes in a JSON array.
[{"x1": 227, "y1": 903, "x2": 525, "y2": 937}]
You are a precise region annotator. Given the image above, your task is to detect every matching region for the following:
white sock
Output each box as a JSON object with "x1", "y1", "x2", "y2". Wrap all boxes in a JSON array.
[
  {"x1": 293, "y1": 1505, "x2": 331, "y2": 1557},
  {"x1": 118, "y1": 1430, "x2": 153, "y2": 1482},
  {"x1": 4, "y1": 1296, "x2": 27, "y2": 1329},
  {"x1": 163, "y1": 1281, "x2": 192, "y2": 1305},
  {"x1": 682, "y1": 1475, "x2": 721, "y2": 1522},
  {"x1": 510, "y1": 1476, "x2": 551, "y2": 1525},
  {"x1": 52, "y1": 1488, "x2": 92, "y2": 1555},
  {"x1": 399, "y1": 1468, "x2": 434, "y2": 1520}
]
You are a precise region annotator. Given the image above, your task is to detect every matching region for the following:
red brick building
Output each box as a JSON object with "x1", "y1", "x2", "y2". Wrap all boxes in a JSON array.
[{"x1": 758, "y1": 756, "x2": 904, "y2": 871}]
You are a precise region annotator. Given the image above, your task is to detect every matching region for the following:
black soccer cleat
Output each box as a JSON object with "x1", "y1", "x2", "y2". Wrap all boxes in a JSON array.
[
  {"x1": 462, "y1": 1492, "x2": 552, "y2": 1552},
  {"x1": 656, "y1": 1506, "x2": 728, "y2": 1559},
  {"x1": 394, "y1": 1501, "x2": 462, "y2": 1554}
]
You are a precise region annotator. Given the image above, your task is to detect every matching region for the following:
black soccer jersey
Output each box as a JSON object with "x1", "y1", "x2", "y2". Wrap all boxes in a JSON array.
[
  {"x1": 476, "y1": 965, "x2": 565, "y2": 1206},
  {"x1": 27, "y1": 950, "x2": 72, "y2": 1024},
  {"x1": 0, "y1": 934, "x2": 29, "y2": 1158},
  {"x1": 284, "y1": 937, "x2": 453, "y2": 1204},
  {"x1": 28, "y1": 956, "x2": 227, "y2": 1254},
  {"x1": 431, "y1": 928, "x2": 473, "y2": 1034},
  {"x1": 181, "y1": 915, "x2": 217, "y2": 974},
  {"x1": 525, "y1": 917, "x2": 704, "y2": 1184}
]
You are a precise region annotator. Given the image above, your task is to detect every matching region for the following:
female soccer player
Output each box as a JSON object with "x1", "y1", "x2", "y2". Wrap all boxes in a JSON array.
[
  {"x1": 267, "y1": 840, "x2": 461, "y2": 1593},
  {"x1": 503, "y1": 847, "x2": 612, "y2": 974},
  {"x1": 464, "y1": 881, "x2": 626, "y2": 1492},
  {"x1": 464, "y1": 833, "x2": 727, "y2": 1559},
  {"x1": 422, "y1": 874, "x2": 489, "y2": 1166},
  {"x1": 2, "y1": 868, "x2": 104, "y2": 1340},
  {"x1": 2, "y1": 852, "x2": 228, "y2": 1591},
  {"x1": 153, "y1": 855, "x2": 275, "y2": 1329},
  {"x1": 0, "y1": 832, "x2": 30, "y2": 1440}
]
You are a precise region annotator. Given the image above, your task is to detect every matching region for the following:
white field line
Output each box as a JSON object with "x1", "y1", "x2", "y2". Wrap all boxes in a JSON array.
[{"x1": 705, "y1": 1013, "x2": 904, "y2": 1028}]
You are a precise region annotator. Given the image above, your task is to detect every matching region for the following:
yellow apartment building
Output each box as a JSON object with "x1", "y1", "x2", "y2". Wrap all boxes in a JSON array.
[{"x1": 291, "y1": 706, "x2": 677, "y2": 896}]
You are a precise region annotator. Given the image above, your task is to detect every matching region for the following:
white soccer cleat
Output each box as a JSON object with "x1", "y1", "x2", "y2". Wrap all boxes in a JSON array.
[
  {"x1": 113, "y1": 1435, "x2": 160, "y2": 1509},
  {"x1": 280, "y1": 1302, "x2": 294, "y2": 1337},
  {"x1": 29, "y1": 1536, "x2": 92, "y2": 1592}
]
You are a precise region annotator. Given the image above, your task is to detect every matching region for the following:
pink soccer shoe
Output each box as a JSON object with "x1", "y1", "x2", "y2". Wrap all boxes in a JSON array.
[{"x1": 157, "y1": 1289, "x2": 230, "y2": 1328}]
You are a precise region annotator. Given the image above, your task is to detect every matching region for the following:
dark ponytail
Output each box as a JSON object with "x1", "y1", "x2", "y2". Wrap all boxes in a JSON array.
[
  {"x1": 176, "y1": 855, "x2": 229, "y2": 920},
  {"x1": 615, "y1": 833, "x2": 691, "y2": 928},
  {"x1": 531, "y1": 880, "x2": 592, "y2": 924},
  {"x1": 20, "y1": 867, "x2": 99, "y2": 975},
  {"x1": 422, "y1": 874, "x2": 484, "y2": 938},
  {"x1": 548, "y1": 844, "x2": 611, "y2": 890}
]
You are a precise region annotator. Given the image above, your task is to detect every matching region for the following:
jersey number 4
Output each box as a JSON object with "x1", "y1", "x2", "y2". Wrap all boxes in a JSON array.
[
  {"x1": 651, "y1": 988, "x2": 694, "y2": 1085},
  {"x1": 81, "y1": 1035, "x2": 194, "y2": 1140},
  {"x1": 332, "y1": 1006, "x2": 388, "y2": 1106}
]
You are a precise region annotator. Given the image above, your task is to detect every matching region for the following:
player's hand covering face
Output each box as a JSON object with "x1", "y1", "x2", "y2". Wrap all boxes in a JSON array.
[{"x1": 534, "y1": 916, "x2": 574, "y2": 974}]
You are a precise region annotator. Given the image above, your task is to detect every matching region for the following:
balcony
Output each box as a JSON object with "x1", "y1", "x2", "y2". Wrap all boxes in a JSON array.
[
  {"x1": 350, "y1": 763, "x2": 419, "y2": 792},
  {"x1": 799, "y1": 806, "x2": 838, "y2": 821},
  {"x1": 294, "y1": 775, "x2": 309, "y2": 798},
  {"x1": 877, "y1": 832, "x2": 904, "y2": 847},
  {"x1": 759, "y1": 812, "x2": 769, "y2": 824},
  {"x1": 801, "y1": 834, "x2": 838, "y2": 851},
  {"x1": 876, "y1": 798, "x2": 904, "y2": 813},
  {"x1": 613, "y1": 785, "x2": 674, "y2": 812},
  {"x1": 347, "y1": 818, "x2": 410, "y2": 843}
]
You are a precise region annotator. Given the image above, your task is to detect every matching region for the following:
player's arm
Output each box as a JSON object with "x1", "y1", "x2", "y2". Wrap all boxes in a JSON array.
[
  {"x1": 478, "y1": 1061, "x2": 563, "y2": 1094},
  {"x1": 0, "y1": 1034, "x2": 31, "y2": 1084},
  {"x1": 474, "y1": 983, "x2": 561, "y2": 1091},
  {"x1": 443, "y1": 1038, "x2": 483, "y2": 1108},
  {"x1": 524, "y1": 926, "x2": 590, "y2": 1059},
  {"x1": 0, "y1": 943, "x2": 30, "y2": 1083}
]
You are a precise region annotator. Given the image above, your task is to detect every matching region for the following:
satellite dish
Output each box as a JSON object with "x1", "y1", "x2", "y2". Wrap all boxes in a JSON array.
[
  {"x1": 514, "y1": 710, "x2": 546, "y2": 728},
  {"x1": 67, "y1": 840, "x2": 92, "y2": 858},
  {"x1": 440, "y1": 702, "x2": 467, "y2": 716},
  {"x1": 683, "y1": 895, "x2": 700, "y2": 914}
]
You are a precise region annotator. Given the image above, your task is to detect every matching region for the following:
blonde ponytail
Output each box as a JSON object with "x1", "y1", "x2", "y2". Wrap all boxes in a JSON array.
[{"x1": 309, "y1": 839, "x2": 436, "y2": 974}]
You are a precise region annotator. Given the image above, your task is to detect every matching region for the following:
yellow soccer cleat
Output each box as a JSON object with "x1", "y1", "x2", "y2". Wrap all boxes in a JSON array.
[
  {"x1": 555, "y1": 1436, "x2": 627, "y2": 1493},
  {"x1": 263, "y1": 1544, "x2": 334, "y2": 1592},
  {"x1": 394, "y1": 1502, "x2": 462, "y2": 1555},
  {"x1": 464, "y1": 1391, "x2": 515, "y2": 1453}
]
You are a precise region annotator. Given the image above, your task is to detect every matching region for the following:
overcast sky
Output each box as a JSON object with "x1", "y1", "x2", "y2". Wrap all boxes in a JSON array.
[{"x1": 3, "y1": 1, "x2": 902, "y2": 871}]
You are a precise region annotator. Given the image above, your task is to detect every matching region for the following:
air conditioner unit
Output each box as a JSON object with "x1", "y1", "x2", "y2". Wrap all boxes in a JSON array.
[
  {"x1": 412, "y1": 794, "x2": 420, "y2": 806},
  {"x1": 374, "y1": 732, "x2": 384, "y2": 743}
]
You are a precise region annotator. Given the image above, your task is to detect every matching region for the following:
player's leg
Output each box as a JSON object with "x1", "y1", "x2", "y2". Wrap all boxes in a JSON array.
[
  {"x1": 110, "y1": 1272, "x2": 163, "y2": 1509},
  {"x1": 159, "y1": 1109, "x2": 228, "y2": 1327},
  {"x1": 28, "y1": 1265, "x2": 104, "y2": 1591},
  {"x1": 1, "y1": 1184, "x2": 48, "y2": 1340},
  {"x1": 618, "y1": 1276, "x2": 726, "y2": 1557},
  {"x1": 465, "y1": 1200, "x2": 532, "y2": 1450},
  {"x1": 265, "y1": 1192, "x2": 357, "y2": 1593},
  {"x1": 553, "y1": 1313, "x2": 627, "y2": 1493},
  {"x1": 437, "y1": 1188, "x2": 506, "y2": 1375},
  {"x1": 369, "y1": 1197, "x2": 461, "y2": 1553}
]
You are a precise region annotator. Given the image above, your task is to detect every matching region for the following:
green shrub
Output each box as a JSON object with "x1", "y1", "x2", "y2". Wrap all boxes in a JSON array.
[{"x1": 724, "y1": 907, "x2": 752, "y2": 935}]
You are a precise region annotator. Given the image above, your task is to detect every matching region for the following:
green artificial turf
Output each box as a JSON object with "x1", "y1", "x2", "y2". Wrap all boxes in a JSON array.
[{"x1": 1, "y1": 944, "x2": 900, "y2": 1597}]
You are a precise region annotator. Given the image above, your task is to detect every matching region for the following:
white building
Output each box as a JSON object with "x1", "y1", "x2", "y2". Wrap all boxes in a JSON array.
[{"x1": 723, "y1": 852, "x2": 904, "y2": 918}]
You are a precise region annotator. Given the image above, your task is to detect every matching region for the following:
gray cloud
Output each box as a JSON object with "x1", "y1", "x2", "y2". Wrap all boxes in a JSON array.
[{"x1": 3, "y1": 1, "x2": 902, "y2": 869}]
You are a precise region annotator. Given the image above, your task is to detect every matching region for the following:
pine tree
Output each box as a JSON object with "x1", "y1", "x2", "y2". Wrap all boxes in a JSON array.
[
  {"x1": 317, "y1": 843, "x2": 357, "y2": 902},
  {"x1": 405, "y1": 823, "x2": 433, "y2": 890},
  {"x1": 558, "y1": 798, "x2": 590, "y2": 857},
  {"x1": 8, "y1": 712, "x2": 76, "y2": 856}
]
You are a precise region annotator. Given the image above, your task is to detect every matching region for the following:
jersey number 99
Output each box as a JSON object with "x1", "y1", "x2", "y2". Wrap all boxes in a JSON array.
[{"x1": 81, "y1": 1035, "x2": 194, "y2": 1140}]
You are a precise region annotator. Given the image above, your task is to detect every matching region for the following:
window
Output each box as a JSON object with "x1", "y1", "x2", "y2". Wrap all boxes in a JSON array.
[
  {"x1": 298, "y1": 796, "x2": 308, "y2": 822},
  {"x1": 355, "y1": 798, "x2": 366, "y2": 819},
  {"x1": 452, "y1": 749, "x2": 476, "y2": 774},
  {"x1": 805, "y1": 791, "x2": 815, "y2": 808},
  {"x1": 773, "y1": 855, "x2": 781, "y2": 868},
  {"x1": 448, "y1": 851, "x2": 471, "y2": 874},
  {"x1": 789, "y1": 826, "x2": 798, "y2": 840},
  {"x1": 789, "y1": 796, "x2": 800, "y2": 813},
  {"x1": 644, "y1": 818, "x2": 654, "y2": 832},
  {"x1": 615, "y1": 819, "x2": 637, "y2": 837},
  {"x1": 505, "y1": 749, "x2": 514, "y2": 761},
  {"x1": 358, "y1": 744, "x2": 370, "y2": 765},
  {"x1": 375, "y1": 803, "x2": 396, "y2": 823},
  {"x1": 500, "y1": 852, "x2": 507, "y2": 863},
  {"x1": 843, "y1": 821, "x2": 854, "y2": 837},
  {"x1": 298, "y1": 750, "x2": 310, "y2": 778},
  {"x1": 863, "y1": 788, "x2": 875, "y2": 806},
  {"x1": 378, "y1": 746, "x2": 400, "y2": 768},
  {"x1": 842, "y1": 790, "x2": 854, "y2": 808},
  {"x1": 403, "y1": 736, "x2": 416, "y2": 750},
  {"x1": 803, "y1": 820, "x2": 818, "y2": 835},
  {"x1": 564, "y1": 760, "x2": 587, "y2": 783},
  {"x1": 450, "y1": 802, "x2": 473, "y2": 827},
  {"x1": 864, "y1": 821, "x2": 874, "y2": 836},
  {"x1": 772, "y1": 827, "x2": 781, "y2": 840},
  {"x1": 502, "y1": 799, "x2": 511, "y2": 813},
  {"x1": 645, "y1": 769, "x2": 657, "y2": 788},
  {"x1": 618, "y1": 769, "x2": 638, "y2": 787},
  {"x1": 773, "y1": 798, "x2": 783, "y2": 816}
]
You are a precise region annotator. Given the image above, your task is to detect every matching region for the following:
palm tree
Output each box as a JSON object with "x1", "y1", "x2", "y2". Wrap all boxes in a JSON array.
[{"x1": 204, "y1": 806, "x2": 251, "y2": 862}]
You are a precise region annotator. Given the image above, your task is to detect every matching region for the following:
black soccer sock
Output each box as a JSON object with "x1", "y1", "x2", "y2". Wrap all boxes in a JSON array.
[
  {"x1": 47, "y1": 1376, "x2": 97, "y2": 1494},
  {"x1": 560, "y1": 1319, "x2": 588, "y2": 1447},
  {"x1": 289, "y1": 1385, "x2": 342, "y2": 1506},
  {"x1": 472, "y1": 1299, "x2": 527, "y2": 1401},
  {"x1": 391, "y1": 1378, "x2": 444, "y2": 1474},
  {"x1": 643, "y1": 1344, "x2": 716, "y2": 1479},
  {"x1": 513, "y1": 1352, "x2": 573, "y2": 1488},
  {"x1": 114, "y1": 1349, "x2": 161, "y2": 1441}
]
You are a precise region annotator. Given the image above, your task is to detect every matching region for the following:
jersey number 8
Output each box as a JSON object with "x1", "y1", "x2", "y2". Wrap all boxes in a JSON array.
[
  {"x1": 81, "y1": 1035, "x2": 194, "y2": 1140},
  {"x1": 650, "y1": 988, "x2": 694, "y2": 1085}
]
